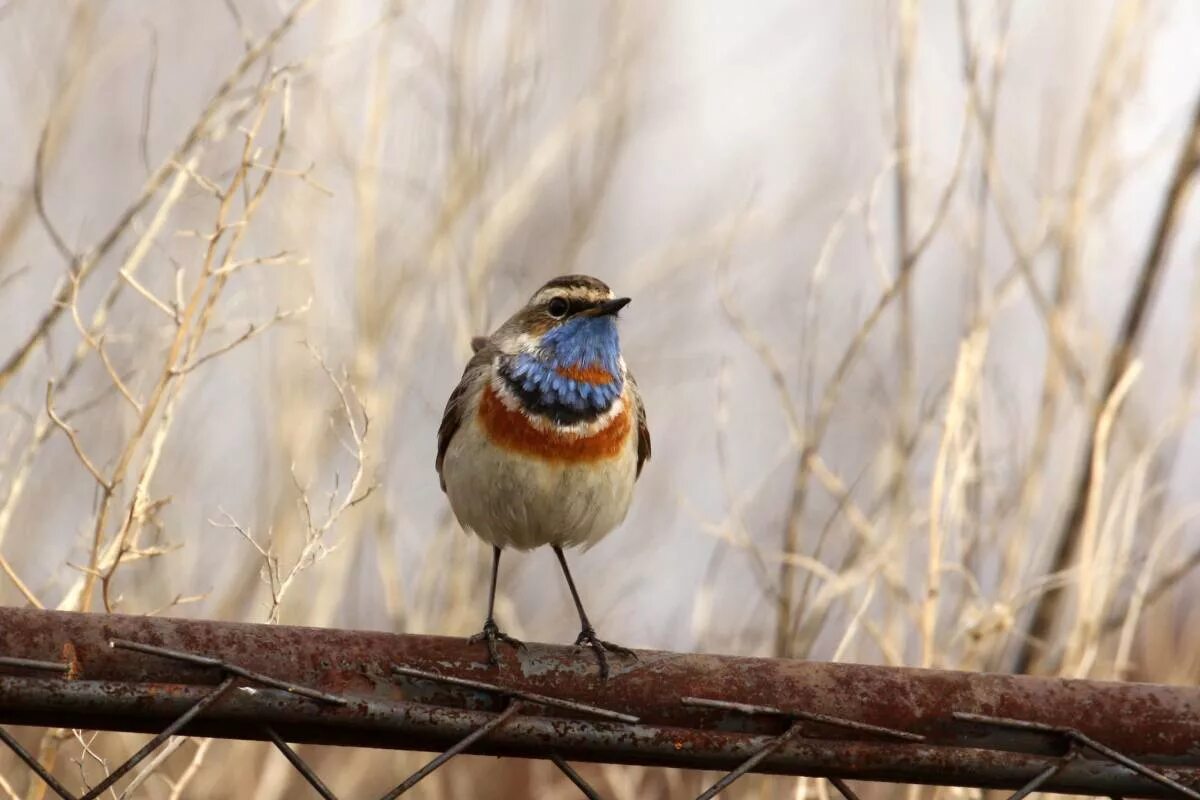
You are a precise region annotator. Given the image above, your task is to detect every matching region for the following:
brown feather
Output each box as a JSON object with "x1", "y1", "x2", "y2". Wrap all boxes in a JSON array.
[
  {"x1": 630, "y1": 371, "x2": 651, "y2": 477},
  {"x1": 436, "y1": 343, "x2": 493, "y2": 490}
]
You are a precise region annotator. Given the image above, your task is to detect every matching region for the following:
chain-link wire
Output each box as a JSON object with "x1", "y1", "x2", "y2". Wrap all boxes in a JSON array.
[
  {"x1": 2, "y1": 638, "x2": 610, "y2": 799},
  {"x1": 3, "y1": 609, "x2": 1200, "y2": 799}
]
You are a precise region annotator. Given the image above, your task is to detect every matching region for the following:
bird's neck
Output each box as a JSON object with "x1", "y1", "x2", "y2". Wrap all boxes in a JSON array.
[{"x1": 499, "y1": 319, "x2": 624, "y2": 425}]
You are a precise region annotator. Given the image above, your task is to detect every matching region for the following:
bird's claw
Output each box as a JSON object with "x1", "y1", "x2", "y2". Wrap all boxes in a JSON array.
[
  {"x1": 574, "y1": 625, "x2": 636, "y2": 679},
  {"x1": 469, "y1": 619, "x2": 525, "y2": 667}
]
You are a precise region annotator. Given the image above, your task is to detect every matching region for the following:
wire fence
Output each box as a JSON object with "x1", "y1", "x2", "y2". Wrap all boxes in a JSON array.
[{"x1": 2, "y1": 607, "x2": 1199, "y2": 798}]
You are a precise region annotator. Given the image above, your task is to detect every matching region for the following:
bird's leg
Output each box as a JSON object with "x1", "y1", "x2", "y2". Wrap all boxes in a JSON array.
[
  {"x1": 553, "y1": 546, "x2": 635, "y2": 679},
  {"x1": 468, "y1": 546, "x2": 524, "y2": 666}
]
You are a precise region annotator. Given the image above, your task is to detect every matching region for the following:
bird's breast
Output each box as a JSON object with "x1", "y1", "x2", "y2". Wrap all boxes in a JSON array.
[{"x1": 477, "y1": 382, "x2": 632, "y2": 463}]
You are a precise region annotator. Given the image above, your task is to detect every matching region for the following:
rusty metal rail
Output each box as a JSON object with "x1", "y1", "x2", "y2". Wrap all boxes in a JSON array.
[{"x1": 1, "y1": 607, "x2": 1199, "y2": 798}]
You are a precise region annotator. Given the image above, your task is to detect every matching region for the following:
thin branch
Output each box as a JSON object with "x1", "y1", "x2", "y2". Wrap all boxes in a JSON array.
[
  {"x1": 0, "y1": 552, "x2": 44, "y2": 608},
  {"x1": 0, "y1": 0, "x2": 323, "y2": 393},
  {"x1": 45, "y1": 381, "x2": 112, "y2": 492},
  {"x1": 1016, "y1": 91, "x2": 1200, "y2": 674},
  {"x1": 119, "y1": 268, "x2": 179, "y2": 323},
  {"x1": 65, "y1": 271, "x2": 143, "y2": 415},
  {"x1": 172, "y1": 299, "x2": 312, "y2": 375}
]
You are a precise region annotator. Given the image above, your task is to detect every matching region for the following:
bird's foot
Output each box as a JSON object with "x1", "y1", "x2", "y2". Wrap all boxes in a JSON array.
[
  {"x1": 468, "y1": 619, "x2": 525, "y2": 667},
  {"x1": 574, "y1": 625, "x2": 636, "y2": 679}
]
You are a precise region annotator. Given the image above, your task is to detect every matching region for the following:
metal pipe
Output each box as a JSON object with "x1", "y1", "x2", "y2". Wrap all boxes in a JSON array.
[
  {"x1": 2, "y1": 607, "x2": 1199, "y2": 797},
  {"x1": 4, "y1": 674, "x2": 1199, "y2": 797}
]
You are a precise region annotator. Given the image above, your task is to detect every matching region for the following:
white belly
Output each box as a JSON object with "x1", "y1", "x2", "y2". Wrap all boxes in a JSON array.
[{"x1": 441, "y1": 414, "x2": 638, "y2": 551}]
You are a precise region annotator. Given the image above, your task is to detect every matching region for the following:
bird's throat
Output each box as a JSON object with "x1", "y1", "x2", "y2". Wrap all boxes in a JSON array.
[{"x1": 499, "y1": 354, "x2": 623, "y2": 425}]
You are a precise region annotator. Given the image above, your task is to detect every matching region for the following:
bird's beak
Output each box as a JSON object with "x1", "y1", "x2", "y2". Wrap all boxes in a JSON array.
[{"x1": 591, "y1": 297, "x2": 631, "y2": 317}]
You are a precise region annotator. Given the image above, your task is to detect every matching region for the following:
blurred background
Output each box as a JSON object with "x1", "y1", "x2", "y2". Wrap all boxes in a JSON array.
[{"x1": 2, "y1": 0, "x2": 1200, "y2": 796}]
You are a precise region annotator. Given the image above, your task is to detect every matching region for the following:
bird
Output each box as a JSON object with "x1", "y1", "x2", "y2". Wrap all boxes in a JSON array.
[{"x1": 436, "y1": 274, "x2": 650, "y2": 678}]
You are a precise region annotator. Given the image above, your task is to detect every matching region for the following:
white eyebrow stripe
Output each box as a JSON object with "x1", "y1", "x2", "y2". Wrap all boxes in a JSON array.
[{"x1": 530, "y1": 287, "x2": 614, "y2": 306}]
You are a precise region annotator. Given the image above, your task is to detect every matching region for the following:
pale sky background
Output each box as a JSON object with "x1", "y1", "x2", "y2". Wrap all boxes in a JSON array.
[{"x1": 1, "y1": 0, "x2": 1199, "y2": 669}]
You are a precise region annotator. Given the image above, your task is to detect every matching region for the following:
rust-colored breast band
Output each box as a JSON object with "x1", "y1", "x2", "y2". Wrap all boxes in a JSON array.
[{"x1": 479, "y1": 385, "x2": 630, "y2": 462}]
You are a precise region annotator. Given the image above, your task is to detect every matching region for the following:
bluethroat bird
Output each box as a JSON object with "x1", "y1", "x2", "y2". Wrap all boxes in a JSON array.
[{"x1": 436, "y1": 274, "x2": 650, "y2": 678}]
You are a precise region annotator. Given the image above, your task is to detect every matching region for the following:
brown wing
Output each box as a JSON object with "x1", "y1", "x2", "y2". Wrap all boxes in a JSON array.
[
  {"x1": 436, "y1": 342, "x2": 494, "y2": 490},
  {"x1": 630, "y1": 372, "x2": 651, "y2": 478}
]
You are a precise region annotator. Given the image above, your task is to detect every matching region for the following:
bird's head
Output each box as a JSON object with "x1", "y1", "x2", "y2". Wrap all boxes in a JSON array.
[{"x1": 495, "y1": 275, "x2": 630, "y2": 416}]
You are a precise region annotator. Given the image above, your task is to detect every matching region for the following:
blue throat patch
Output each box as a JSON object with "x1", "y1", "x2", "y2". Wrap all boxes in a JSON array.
[{"x1": 500, "y1": 315, "x2": 623, "y2": 424}]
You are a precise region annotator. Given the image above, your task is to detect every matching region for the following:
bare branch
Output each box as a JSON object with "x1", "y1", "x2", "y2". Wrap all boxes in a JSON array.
[
  {"x1": 172, "y1": 299, "x2": 312, "y2": 375},
  {"x1": 45, "y1": 381, "x2": 111, "y2": 492}
]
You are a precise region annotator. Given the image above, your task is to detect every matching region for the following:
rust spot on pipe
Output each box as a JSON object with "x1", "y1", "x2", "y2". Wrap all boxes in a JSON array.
[{"x1": 62, "y1": 642, "x2": 80, "y2": 681}]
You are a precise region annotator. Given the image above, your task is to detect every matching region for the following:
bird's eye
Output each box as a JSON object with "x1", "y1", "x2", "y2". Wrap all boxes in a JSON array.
[{"x1": 547, "y1": 297, "x2": 569, "y2": 318}]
